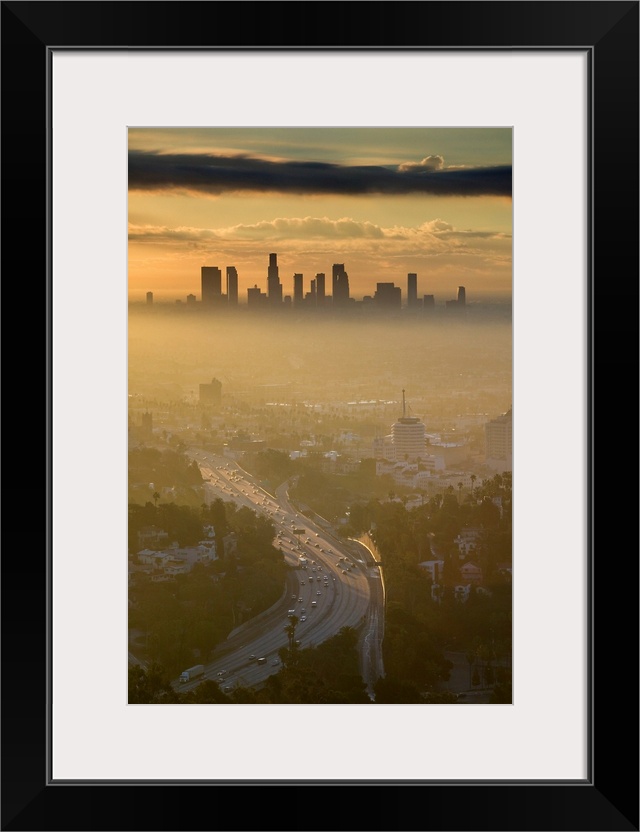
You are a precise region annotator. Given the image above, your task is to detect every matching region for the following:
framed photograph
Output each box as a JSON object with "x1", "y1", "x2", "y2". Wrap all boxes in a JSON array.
[{"x1": 3, "y1": 2, "x2": 637, "y2": 830}]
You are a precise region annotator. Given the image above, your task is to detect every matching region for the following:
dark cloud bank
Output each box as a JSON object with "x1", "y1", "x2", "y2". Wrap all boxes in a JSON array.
[{"x1": 129, "y1": 151, "x2": 512, "y2": 197}]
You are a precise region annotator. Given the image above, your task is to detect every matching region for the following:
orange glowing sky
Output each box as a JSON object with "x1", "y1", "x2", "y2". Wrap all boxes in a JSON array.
[{"x1": 128, "y1": 128, "x2": 512, "y2": 304}]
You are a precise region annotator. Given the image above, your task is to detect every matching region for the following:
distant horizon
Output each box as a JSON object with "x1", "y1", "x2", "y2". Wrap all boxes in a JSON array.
[{"x1": 128, "y1": 292, "x2": 513, "y2": 307}]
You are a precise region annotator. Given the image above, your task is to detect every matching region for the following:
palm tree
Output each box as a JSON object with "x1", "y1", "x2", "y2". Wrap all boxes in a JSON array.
[
  {"x1": 285, "y1": 615, "x2": 299, "y2": 653},
  {"x1": 152, "y1": 491, "x2": 160, "y2": 507}
]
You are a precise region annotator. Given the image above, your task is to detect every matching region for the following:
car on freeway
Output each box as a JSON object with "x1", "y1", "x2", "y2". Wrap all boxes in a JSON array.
[
  {"x1": 300, "y1": 616, "x2": 307, "y2": 622},
  {"x1": 298, "y1": 597, "x2": 303, "y2": 602},
  {"x1": 316, "y1": 591, "x2": 322, "y2": 596}
]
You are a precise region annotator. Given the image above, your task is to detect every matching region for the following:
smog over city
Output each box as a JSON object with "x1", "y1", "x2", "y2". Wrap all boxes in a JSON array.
[{"x1": 128, "y1": 128, "x2": 513, "y2": 706}]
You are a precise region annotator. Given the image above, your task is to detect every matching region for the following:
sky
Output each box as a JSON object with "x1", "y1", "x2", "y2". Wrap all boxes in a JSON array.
[{"x1": 128, "y1": 128, "x2": 512, "y2": 303}]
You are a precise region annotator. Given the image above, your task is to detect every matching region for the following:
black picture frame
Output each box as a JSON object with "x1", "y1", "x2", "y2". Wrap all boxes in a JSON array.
[{"x1": 2, "y1": 2, "x2": 638, "y2": 830}]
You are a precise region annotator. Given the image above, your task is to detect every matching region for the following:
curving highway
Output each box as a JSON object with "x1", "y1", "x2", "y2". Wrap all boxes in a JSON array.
[{"x1": 173, "y1": 450, "x2": 385, "y2": 696}]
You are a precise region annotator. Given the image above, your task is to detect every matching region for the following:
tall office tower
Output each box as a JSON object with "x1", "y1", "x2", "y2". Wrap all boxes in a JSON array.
[
  {"x1": 201, "y1": 266, "x2": 222, "y2": 304},
  {"x1": 199, "y1": 377, "x2": 222, "y2": 406},
  {"x1": 484, "y1": 409, "x2": 512, "y2": 472},
  {"x1": 226, "y1": 266, "x2": 239, "y2": 306},
  {"x1": 315, "y1": 273, "x2": 326, "y2": 306},
  {"x1": 247, "y1": 284, "x2": 267, "y2": 308},
  {"x1": 374, "y1": 282, "x2": 402, "y2": 308},
  {"x1": 267, "y1": 253, "x2": 283, "y2": 306},
  {"x1": 293, "y1": 273, "x2": 303, "y2": 307},
  {"x1": 146, "y1": 291, "x2": 153, "y2": 305},
  {"x1": 447, "y1": 285, "x2": 466, "y2": 315},
  {"x1": 407, "y1": 273, "x2": 417, "y2": 307},
  {"x1": 390, "y1": 390, "x2": 427, "y2": 462},
  {"x1": 332, "y1": 263, "x2": 350, "y2": 307}
]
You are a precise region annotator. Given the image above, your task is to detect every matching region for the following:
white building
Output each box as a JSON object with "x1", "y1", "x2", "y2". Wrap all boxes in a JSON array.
[
  {"x1": 391, "y1": 415, "x2": 427, "y2": 462},
  {"x1": 485, "y1": 409, "x2": 512, "y2": 472},
  {"x1": 380, "y1": 390, "x2": 428, "y2": 462}
]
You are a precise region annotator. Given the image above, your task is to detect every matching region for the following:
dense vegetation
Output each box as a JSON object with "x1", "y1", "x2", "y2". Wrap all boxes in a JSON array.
[
  {"x1": 128, "y1": 446, "x2": 511, "y2": 703},
  {"x1": 129, "y1": 627, "x2": 368, "y2": 704},
  {"x1": 128, "y1": 447, "x2": 204, "y2": 508},
  {"x1": 286, "y1": 460, "x2": 512, "y2": 702},
  {"x1": 129, "y1": 498, "x2": 286, "y2": 676}
]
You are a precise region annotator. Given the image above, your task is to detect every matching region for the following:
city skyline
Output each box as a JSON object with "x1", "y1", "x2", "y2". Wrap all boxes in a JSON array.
[
  {"x1": 128, "y1": 128, "x2": 512, "y2": 302},
  {"x1": 139, "y1": 251, "x2": 484, "y2": 312}
]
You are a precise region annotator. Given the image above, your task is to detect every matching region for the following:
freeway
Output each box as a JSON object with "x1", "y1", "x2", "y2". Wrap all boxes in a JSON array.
[{"x1": 173, "y1": 449, "x2": 384, "y2": 695}]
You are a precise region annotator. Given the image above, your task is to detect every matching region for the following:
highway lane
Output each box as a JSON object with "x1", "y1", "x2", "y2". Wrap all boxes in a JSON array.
[{"x1": 174, "y1": 449, "x2": 379, "y2": 694}]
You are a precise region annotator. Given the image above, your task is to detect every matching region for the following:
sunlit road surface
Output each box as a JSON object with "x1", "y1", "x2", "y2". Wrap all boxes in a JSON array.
[
  {"x1": 349, "y1": 538, "x2": 385, "y2": 698},
  {"x1": 170, "y1": 450, "x2": 384, "y2": 695}
]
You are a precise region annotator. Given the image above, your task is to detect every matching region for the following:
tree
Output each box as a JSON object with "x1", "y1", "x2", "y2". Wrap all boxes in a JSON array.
[
  {"x1": 152, "y1": 491, "x2": 160, "y2": 507},
  {"x1": 128, "y1": 663, "x2": 178, "y2": 703},
  {"x1": 285, "y1": 614, "x2": 299, "y2": 654}
]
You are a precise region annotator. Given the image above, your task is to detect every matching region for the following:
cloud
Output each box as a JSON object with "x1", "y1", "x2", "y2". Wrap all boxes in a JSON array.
[
  {"x1": 128, "y1": 217, "x2": 511, "y2": 265},
  {"x1": 127, "y1": 224, "x2": 219, "y2": 244},
  {"x1": 419, "y1": 219, "x2": 454, "y2": 233},
  {"x1": 217, "y1": 216, "x2": 386, "y2": 240},
  {"x1": 398, "y1": 155, "x2": 445, "y2": 172},
  {"x1": 128, "y1": 150, "x2": 511, "y2": 197}
]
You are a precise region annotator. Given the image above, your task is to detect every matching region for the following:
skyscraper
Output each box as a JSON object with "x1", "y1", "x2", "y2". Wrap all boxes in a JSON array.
[
  {"x1": 446, "y1": 285, "x2": 466, "y2": 315},
  {"x1": 199, "y1": 377, "x2": 222, "y2": 406},
  {"x1": 332, "y1": 263, "x2": 350, "y2": 307},
  {"x1": 247, "y1": 284, "x2": 267, "y2": 308},
  {"x1": 267, "y1": 253, "x2": 283, "y2": 306},
  {"x1": 226, "y1": 266, "x2": 238, "y2": 306},
  {"x1": 293, "y1": 273, "x2": 303, "y2": 306},
  {"x1": 316, "y1": 273, "x2": 326, "y2": 306},
  {"x1": 201, "y1": 266, "x2": 222, "y2": 304},
  {"x1": 374, "y1": 282, "x2": 401, "y2": 308},
  {"x1": 407, "y1": 273, "x2": 417, "y2": 307}
]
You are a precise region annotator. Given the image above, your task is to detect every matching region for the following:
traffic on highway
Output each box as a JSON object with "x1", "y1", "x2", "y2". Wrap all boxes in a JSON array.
[{"x1": 174, "y1": 449, "x2": 383, "y2": 694}]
